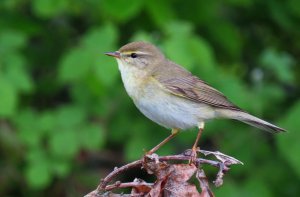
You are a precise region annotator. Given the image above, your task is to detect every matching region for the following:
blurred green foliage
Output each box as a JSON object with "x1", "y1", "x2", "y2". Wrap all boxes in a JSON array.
[{"x1": 0, "y1": 0, "x2": 300, "y2": 196}]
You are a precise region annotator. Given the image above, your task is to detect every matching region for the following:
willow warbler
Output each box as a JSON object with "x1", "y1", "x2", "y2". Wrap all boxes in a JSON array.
[{"x1": 105, "y1": 41, "x2": 285, "y2": 157}]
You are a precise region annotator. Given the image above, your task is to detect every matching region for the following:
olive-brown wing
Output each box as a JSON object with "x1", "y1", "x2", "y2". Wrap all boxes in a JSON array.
[{"x1": 154, "y1": 72, "x2": 241, "y2": 111}]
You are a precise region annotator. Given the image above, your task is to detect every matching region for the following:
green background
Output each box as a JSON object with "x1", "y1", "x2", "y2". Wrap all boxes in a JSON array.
[{"x1": 0, "y1": 0, "x2": 300, "y2": 196}]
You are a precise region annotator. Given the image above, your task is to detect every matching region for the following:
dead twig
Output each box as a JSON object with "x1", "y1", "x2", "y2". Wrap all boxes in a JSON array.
[
  {"x1": 196, "y1": 168, "x2": 215, "y2": 197},
  {"x1": 85, "y1": 150, "x2": 243, "y2": 197}
]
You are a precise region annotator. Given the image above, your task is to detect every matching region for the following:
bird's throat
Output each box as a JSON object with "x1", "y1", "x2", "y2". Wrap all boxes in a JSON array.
[{"x1": 116, "y1": 59, "x2": 149, "y2": 99}]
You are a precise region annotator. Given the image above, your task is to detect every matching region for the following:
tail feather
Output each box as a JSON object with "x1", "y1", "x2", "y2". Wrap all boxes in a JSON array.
[
  {"x1": 218, "y1": 110, "x2": 286, "y2": 133},
  {"x1": 241, "y1": 118, "x2": 285, "y2": 133}
]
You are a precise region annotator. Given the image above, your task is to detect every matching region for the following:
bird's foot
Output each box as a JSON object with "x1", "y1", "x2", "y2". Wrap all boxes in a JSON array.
[
  {"x1": 143, "y1": 149, "x2": 155, "y2": 159},
  {"x1": 142, "y1": 149, "x2": 159, "y2": 164},
  {"x1": 188, "y1": 147, "x2": 200, "y2": 165},
  {"x1": 145, "y1": 153, "x2": 159, "y2": 163},
  {"x1": 142, "y1": 149, "x2": 150, "y2": 163}
]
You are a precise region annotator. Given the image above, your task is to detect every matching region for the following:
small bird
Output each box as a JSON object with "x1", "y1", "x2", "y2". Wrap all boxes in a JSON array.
[{"x1": 105, "y1": 41, "x2": 285, "y2": 160}]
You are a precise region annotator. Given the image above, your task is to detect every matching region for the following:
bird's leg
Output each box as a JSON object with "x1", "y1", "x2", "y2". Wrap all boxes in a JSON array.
[
  {"x1": 189, "y1": 122, "x2": 205, "y2": 164},
  {"x1": 146, "y1": 128, "x2": 180, "y2": 155}
]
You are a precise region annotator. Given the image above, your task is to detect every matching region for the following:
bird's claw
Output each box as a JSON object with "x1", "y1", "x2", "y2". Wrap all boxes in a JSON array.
[{"x1": 188, "y1": 147, "x2": 200, "y2": 165}]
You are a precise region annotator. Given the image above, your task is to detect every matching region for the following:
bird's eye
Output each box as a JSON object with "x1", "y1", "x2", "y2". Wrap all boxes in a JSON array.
[{"x1": 130, "y1": 53, "x2": 137, "y2": 58}]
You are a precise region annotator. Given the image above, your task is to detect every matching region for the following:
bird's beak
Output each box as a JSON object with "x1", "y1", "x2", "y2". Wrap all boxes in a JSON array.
[{"x1": 104, "y1": 51, "x2": 121, "y2": 58}]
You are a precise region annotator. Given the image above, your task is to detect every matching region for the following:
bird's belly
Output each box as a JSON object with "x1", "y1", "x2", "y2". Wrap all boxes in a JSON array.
[{"x1": 133, "y1": 87, "x2": 217, "y2": 130}]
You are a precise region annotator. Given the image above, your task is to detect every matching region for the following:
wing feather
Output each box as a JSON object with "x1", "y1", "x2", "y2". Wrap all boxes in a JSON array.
[{"x1": 152, "y1": 62, "x2": 241, "y2": 111}]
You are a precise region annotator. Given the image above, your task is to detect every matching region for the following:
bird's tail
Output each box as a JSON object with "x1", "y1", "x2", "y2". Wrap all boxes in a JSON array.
[{"x1": 217, "y1": 110, "x2": 286, "y2": 133}]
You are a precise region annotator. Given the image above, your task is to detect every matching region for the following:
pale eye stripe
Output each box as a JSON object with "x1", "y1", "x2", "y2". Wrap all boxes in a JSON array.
[{"x1": 122, "y1": 51, "x2": 150, "y2": 56}]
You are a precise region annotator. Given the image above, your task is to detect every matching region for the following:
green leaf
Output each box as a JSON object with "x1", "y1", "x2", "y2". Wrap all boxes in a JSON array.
[
  {"x1": 15, "y1": 109, "x2": 44, "y2": 147},
  {"x1": 216, "y1": 74, "x2": 253, "y2": 110},
  {"x1": 277, "y1": 100, "x2": 300, "y2": 178},
  {"x1": 25, "y1": 162, "x2": 52, "y2": 189},
  {"x1": 179, "y1": 1, "x2": 218, "y2": 25},
  {"x1": 0, "y1": 30, "x2": 27, "y2": 52},
  {"x1": 100, "y1": 0, "x2": 143, "y2": 21},
  {"x1": 287, "y1": 0, "x2": 300, "y2": 18},
  {"x1": 14, "y1": 109, "x2": 37, "y2": 130},
  {"x1": 241, "y1": 177, "x2": 272, "y2": 197},
  {"x1": 51, "y1": 159, "x2": 71, "y2": 177},
  {"x1": 124, "y1": 123, "x2": 152, "y2": 161},
  {"x1": 88, "y1": 25, "x2": 119, "y2": 87},
  {"x1": 4, "y1": 54, "x2": 34, "y2": 93},
  {"x1": 81, "y1": 25, "x2": 117, "y2": 51},
  {"x1": 256, "y1": 83, "x2": 285, "y2": 113},
  {"x1": 32, "y1": 0, "x2": 69, "y2": 18},
  {"x1": 163, "y1": 22, "x2": 196, "y2": 69},
  {"x1": 49, "y1": 129, "x2": 80, "y2": 158},
  {"x1": 225, "y1": 0, "x2": 253, "y2": 7},
  {"x1": 80, "y1": 124, "x2": 105, "y2": 150},
  {"x1": 207, "y1": 21, "x2": 242, "y2": 59},
  {"x1": 125, "y1": 134, "x2": 149, "y2": 162},
  {"x1": 0, "y1": 77, "x2": 18, "y2": 117},
  {"x1": 69, "y1": 82, "x2": 103, "y2": 110},
  {"x1": 0, "y1": 0, "x2": 22, "y2": 10},
  {"x1": 13, "y1": 108, "x2": 36, "y2": 130},
  {"x1": 131, "y1": 31, "x2": 154, "y2": 43},
  {"x1": 214, "y1": 180, "x2": 241, "y2": 197},
  {"x1": 38, "y1": 111, "x2": 56, "y2": 133},
  {"x1": 59, "y1": 48, "x2": 92, "y2": 82},
  {"x1": 189, "y1": 36, "x2": 216, "y2": 71},
  {"x1": 25, "y1": 149, "x2": 52, "y2": 189},
  {"x1": 55, "y1": 105, "x2": 86, "y2": 129},
  {"x1": 145, "y1": 0, "x2": 174, "y2": 27},
  {"x1": 260, "y1": 48, "x2": 295, "y2": 83},
  {"x1": 18, "y1": 129, "x2": 41, "y2": 148},
  {"x1": 109, "y1": 114, "x2": 132, "y2": 144},
  {"x1": 164, "y1": 38, "x2": 195, "y2": 69},
  {"x1": 163, "y1": 22, "x2": 215, "y2": 72},
  {"x1": 268, "y1": 1, "x2": 294, "y2": 31},
  {"x1": 59, "y1": 24, "x2": 119, "y2": 87}
]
